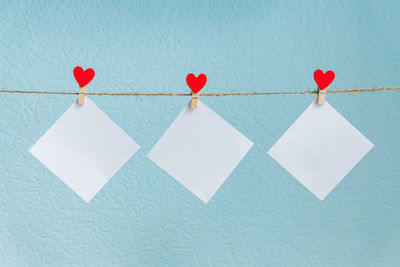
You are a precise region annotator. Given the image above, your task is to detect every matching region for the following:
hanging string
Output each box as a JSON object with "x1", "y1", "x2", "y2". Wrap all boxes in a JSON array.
[{"x1": 0, "y1": 86, "x2": 399, "y2": 96}]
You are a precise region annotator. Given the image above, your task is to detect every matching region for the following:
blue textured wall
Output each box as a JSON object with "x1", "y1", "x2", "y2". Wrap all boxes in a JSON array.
[{"x1": 1, "y1": 1, "x2": 400, "y2": 266}]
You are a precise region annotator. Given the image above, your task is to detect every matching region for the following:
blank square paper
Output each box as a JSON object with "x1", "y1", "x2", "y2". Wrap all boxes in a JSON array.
[
  {"x1": 148, "y1": 100, "x2": 253, "y2": 203},
  {"x1": 29, "y1": 97, "x2": 140, "y2": 202},
  {"x1": 268, "y1": 101, "x2": 373, "y2": 200}
]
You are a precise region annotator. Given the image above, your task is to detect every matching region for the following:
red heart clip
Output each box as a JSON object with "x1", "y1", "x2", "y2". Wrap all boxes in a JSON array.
[
  {"x1": 73, "y1": 66, "x2": 95, "y2": 87},
  {"x1": 186, "y1": 73, "x2": 207, "y2": 93},
  {"x1": 314, "y1": 69, "x2": 335, "y2": 90}
]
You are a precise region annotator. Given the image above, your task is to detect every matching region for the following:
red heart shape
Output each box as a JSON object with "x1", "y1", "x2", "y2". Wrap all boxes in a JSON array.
[
  {"x1": 186, "y1": 73, "x2": 207, "y2": 93},
  {"x1": 73, "y1": 66, "x2": 95, "y2": 87},
  {"x1": 314, "y1": 69, "x2": 335, "y2": 90}
]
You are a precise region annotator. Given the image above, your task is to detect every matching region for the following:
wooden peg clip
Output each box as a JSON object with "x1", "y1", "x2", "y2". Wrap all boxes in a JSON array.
[
  {"x1": 191, "y1": 92, "x2": 199, "y2": 109},
  {"x1": 77, "y1": 86, "x2": 87, "y2": 105},
  {"x1": 74, "y1": 66, "x2": 95, "y2": 105},
  {"x1": 317, "y1": 88, "x2": 327, "y2": 105},
  {"x1": 186, "y1": 73, "x2": 207, "y2": 109},
  {"x1": 314, "y1": 69, "x2": 335, "y2": 105}
]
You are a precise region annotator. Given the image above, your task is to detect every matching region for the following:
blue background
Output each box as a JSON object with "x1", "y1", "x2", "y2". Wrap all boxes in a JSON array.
[{"x1": 1, "y1": 1, "x2": 399, "y2": 266}]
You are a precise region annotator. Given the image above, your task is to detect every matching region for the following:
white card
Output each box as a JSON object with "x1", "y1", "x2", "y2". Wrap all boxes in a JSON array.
[
  {"x1": 268, "y1": 100, "x2": 374, "y2": 200},
  {"x1": 29, "y1": 97, "x2": 140, "y2": 202},
  {"x1": 147, "y1": 100, "x2": 253, "y2": 203}
]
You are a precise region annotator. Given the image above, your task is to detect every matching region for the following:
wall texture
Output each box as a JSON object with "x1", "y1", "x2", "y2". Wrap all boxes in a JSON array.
[{"x1": 0, "y1": 0, "x2": 399, "y2": 266}]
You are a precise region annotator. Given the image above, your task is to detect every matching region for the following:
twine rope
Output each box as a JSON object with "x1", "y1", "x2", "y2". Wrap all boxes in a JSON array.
[{"x1": 0, "y1": 86, "x2": 399, "y2": 96}]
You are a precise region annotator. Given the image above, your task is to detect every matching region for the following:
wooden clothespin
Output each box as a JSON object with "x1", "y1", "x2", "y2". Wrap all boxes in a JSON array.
[
  {"x1": 73, "y1": 66, "x2": 95, "y2": 105},
  {"x1": 77, "y1": 86, "x2": 87, "y2": 105},
  {"x1": 317, "y1": 87, "x2": 327, "y2": 105},
  {"x1": 313, "y1": 69, "x2": 335, "y2": 105},
  {"x1": 191, "y1": 92, "x2": 199, "y2": 109},
  {"x1": 186, "y1": 73, "x2": 207, "y2": 109}
]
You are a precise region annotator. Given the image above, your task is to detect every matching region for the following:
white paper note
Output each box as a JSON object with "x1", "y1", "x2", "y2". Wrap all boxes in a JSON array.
[
  {"x1": 268, "y1": 100, "x2": 374, "y2": 200},
  {"x1": 148, "y1": 100, "x2": 253, "y2": 203},
  {"x1": 29, "y1": 97, "x2": 140, "y2": 202}
]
